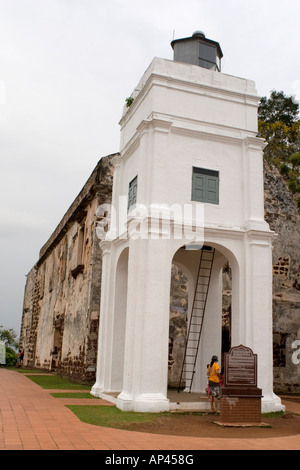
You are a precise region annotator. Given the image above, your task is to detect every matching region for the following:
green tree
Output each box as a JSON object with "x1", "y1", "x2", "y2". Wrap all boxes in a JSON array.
[
  {"x1": 290, "y1": 152, "x2": 300, "y2": 171},
  {"x1": 0, "y1": 325, "x2": 19, "y2": 349},
  {"x1": 258, "y1": 90, "x2": 300, "y2": 165},
  {"x1": 5, "y1": 347, "x2": 18, "y2": 367},
  {"x1": 258, "y1": 91, "x2": 300, "y2": 207},
  {"x1": 259, "y1": 90, "x2": 299, "y2": 126}
]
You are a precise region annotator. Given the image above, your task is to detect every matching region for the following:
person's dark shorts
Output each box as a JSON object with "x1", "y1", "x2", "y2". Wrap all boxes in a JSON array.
[{"x1": 209, "y1": 380, "x2": 220, "y2": 398}]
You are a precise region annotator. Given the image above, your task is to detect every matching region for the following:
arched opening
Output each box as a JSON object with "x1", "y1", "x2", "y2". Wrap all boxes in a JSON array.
[
  {"x1": 111, "y1": 247, "x2": 129, "y2": 391},
  {"x1": 168, "y1": 243, "x2": 236, "y2": 395},
  {"x1": 51, "y1": 327, "x2": 62, "y2": 371}
]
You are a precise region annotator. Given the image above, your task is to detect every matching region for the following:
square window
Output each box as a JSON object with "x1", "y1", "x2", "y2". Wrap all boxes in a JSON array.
[{"x1": 192, "y1": 167, "x2": 219, "y2": 204}]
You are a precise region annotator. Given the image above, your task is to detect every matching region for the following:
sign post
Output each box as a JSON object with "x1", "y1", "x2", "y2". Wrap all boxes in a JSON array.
[{"x1": 218, "y1": 345, "x2": 263, "y2": 425}]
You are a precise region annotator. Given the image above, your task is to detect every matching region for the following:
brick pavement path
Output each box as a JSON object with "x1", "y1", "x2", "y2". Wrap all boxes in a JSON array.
[{"x1": 1, "y1": 369, "x2": 300, "y2": 450}]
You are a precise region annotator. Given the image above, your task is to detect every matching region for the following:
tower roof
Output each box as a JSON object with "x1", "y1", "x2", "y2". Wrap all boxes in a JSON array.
[
  {"x1": 171, "y1": 31, "x2": 223, "y2": 58},
  {"x1": 171, "y1": 31, "x2": 223, "y2": 71}
]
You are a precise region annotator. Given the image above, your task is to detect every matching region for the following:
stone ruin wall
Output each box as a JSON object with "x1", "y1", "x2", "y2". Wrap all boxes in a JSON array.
[
  {"x1": 21, "y1": 266, "x2": 39, "y2": 366},
  {"x1": 264, "y1": 161, "x2": 300, "y2": 394},
  {"x1": 20, "y1": 155, "x2": 114, "y2": 383},
  {"x1": 168, "y1": 264, "x2": 188, "y2": 388},
  {"x1": 21, "y1": 199, "x2": 100, "y2": 381}
]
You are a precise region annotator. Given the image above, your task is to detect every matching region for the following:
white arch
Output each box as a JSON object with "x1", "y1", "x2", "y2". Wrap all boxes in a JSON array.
[
  {"x1": 170, "y1": 242, "x2": 239, "y2": 393},
  {"x1": 111, "y1": 247, "x2": 129, "y2": 391}
]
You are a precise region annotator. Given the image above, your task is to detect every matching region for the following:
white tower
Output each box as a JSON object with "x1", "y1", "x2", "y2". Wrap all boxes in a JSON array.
[{"x1": 92, "y1": 32, "x2": 284, "y2": 413}]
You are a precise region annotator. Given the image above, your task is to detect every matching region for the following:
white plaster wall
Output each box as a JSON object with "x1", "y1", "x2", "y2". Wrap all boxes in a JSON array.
[
  {"x1": 120, "y1": 58, "x2": 258, "y2": 150},
  {"x1": 117, "y1": 58, "x2": 267, "y2": 235},
  {"x1": 118, "y1": 125, "x2": 267, "y2": 233}
]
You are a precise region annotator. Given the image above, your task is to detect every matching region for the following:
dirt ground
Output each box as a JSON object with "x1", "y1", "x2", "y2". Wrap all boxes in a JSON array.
[{"x1": 125, "y1": 407, "x2": 300, "y2": 439}]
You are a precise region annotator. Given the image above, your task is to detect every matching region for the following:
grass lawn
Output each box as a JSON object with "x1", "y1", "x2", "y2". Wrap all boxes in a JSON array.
[
  {"x1": 66, "y1": 405, "x2": 169, "y2": 429},
  {"x1": 65, "y1": 405, "x2": 285, "y2": 432},
  {"x1": 26, "y1": 374, "x2": 91, "y2": 390}
]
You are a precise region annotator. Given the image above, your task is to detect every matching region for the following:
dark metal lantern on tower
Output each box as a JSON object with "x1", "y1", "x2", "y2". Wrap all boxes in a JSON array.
[{"x1": 171, "y1": 30, "x2": 223, "y2": 72}]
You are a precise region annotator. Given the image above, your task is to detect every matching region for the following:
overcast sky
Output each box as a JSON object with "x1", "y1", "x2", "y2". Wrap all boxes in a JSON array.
[{"x1": 0, "y1": 0, "x2": 299, "y2": 334}]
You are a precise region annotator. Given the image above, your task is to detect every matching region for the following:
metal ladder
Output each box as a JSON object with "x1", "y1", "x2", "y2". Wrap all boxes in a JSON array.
[{"x1": 178, "y1": 246, "x2": 215, "y2": 393}]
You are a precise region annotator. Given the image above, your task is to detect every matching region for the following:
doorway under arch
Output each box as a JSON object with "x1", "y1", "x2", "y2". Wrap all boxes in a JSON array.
[
  {"x1": 168, "y1": 243, "x2": 236, "y2": 394},
  {"x1": 111, "y1": 247, "x2": 129, "y2": 391}
]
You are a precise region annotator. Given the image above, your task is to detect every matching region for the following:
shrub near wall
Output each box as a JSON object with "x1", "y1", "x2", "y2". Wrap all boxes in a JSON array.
[{"x1": 5, "y1": 346, "x2": 18, "y2": 367}]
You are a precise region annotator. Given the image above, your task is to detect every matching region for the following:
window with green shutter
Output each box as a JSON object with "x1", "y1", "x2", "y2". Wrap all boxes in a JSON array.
[
  {"x1": 192, "y1": 167, "x2": 219, "y2": 204},
  {"x1": 128, "y1": 176, "x2": 138, "y2": 212}
]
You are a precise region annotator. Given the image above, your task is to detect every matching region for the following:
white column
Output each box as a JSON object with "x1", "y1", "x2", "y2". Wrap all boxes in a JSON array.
[
  {"x1": 243, "y1": 137, "x2": 269, "y2": 231},
  {"x1": 116, "y1": 236, "x2": 172, "y2": 412},
  {"x1": 91, "y1": 241, "x2": 113, "y2": 396},
  {"x1": 245, "y1": 231, "x2": 284, "y2": 412}
]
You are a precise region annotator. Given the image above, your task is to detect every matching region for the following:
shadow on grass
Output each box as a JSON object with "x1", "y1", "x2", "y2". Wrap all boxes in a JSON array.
[
  {"x1": 51, "y1": 392, "x2": 100, "y2": 399},
  {"x1": 6, "y1": 367, "x2": 51, "y2": 374},
  {"x1": 66, "y1": 405, "x2": 168, "y2": 429}
]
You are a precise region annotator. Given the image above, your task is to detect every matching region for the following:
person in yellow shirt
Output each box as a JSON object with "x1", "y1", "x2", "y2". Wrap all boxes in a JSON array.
[{"x1": 207, "y1": 355, "x2": 220, "y2": 412}]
